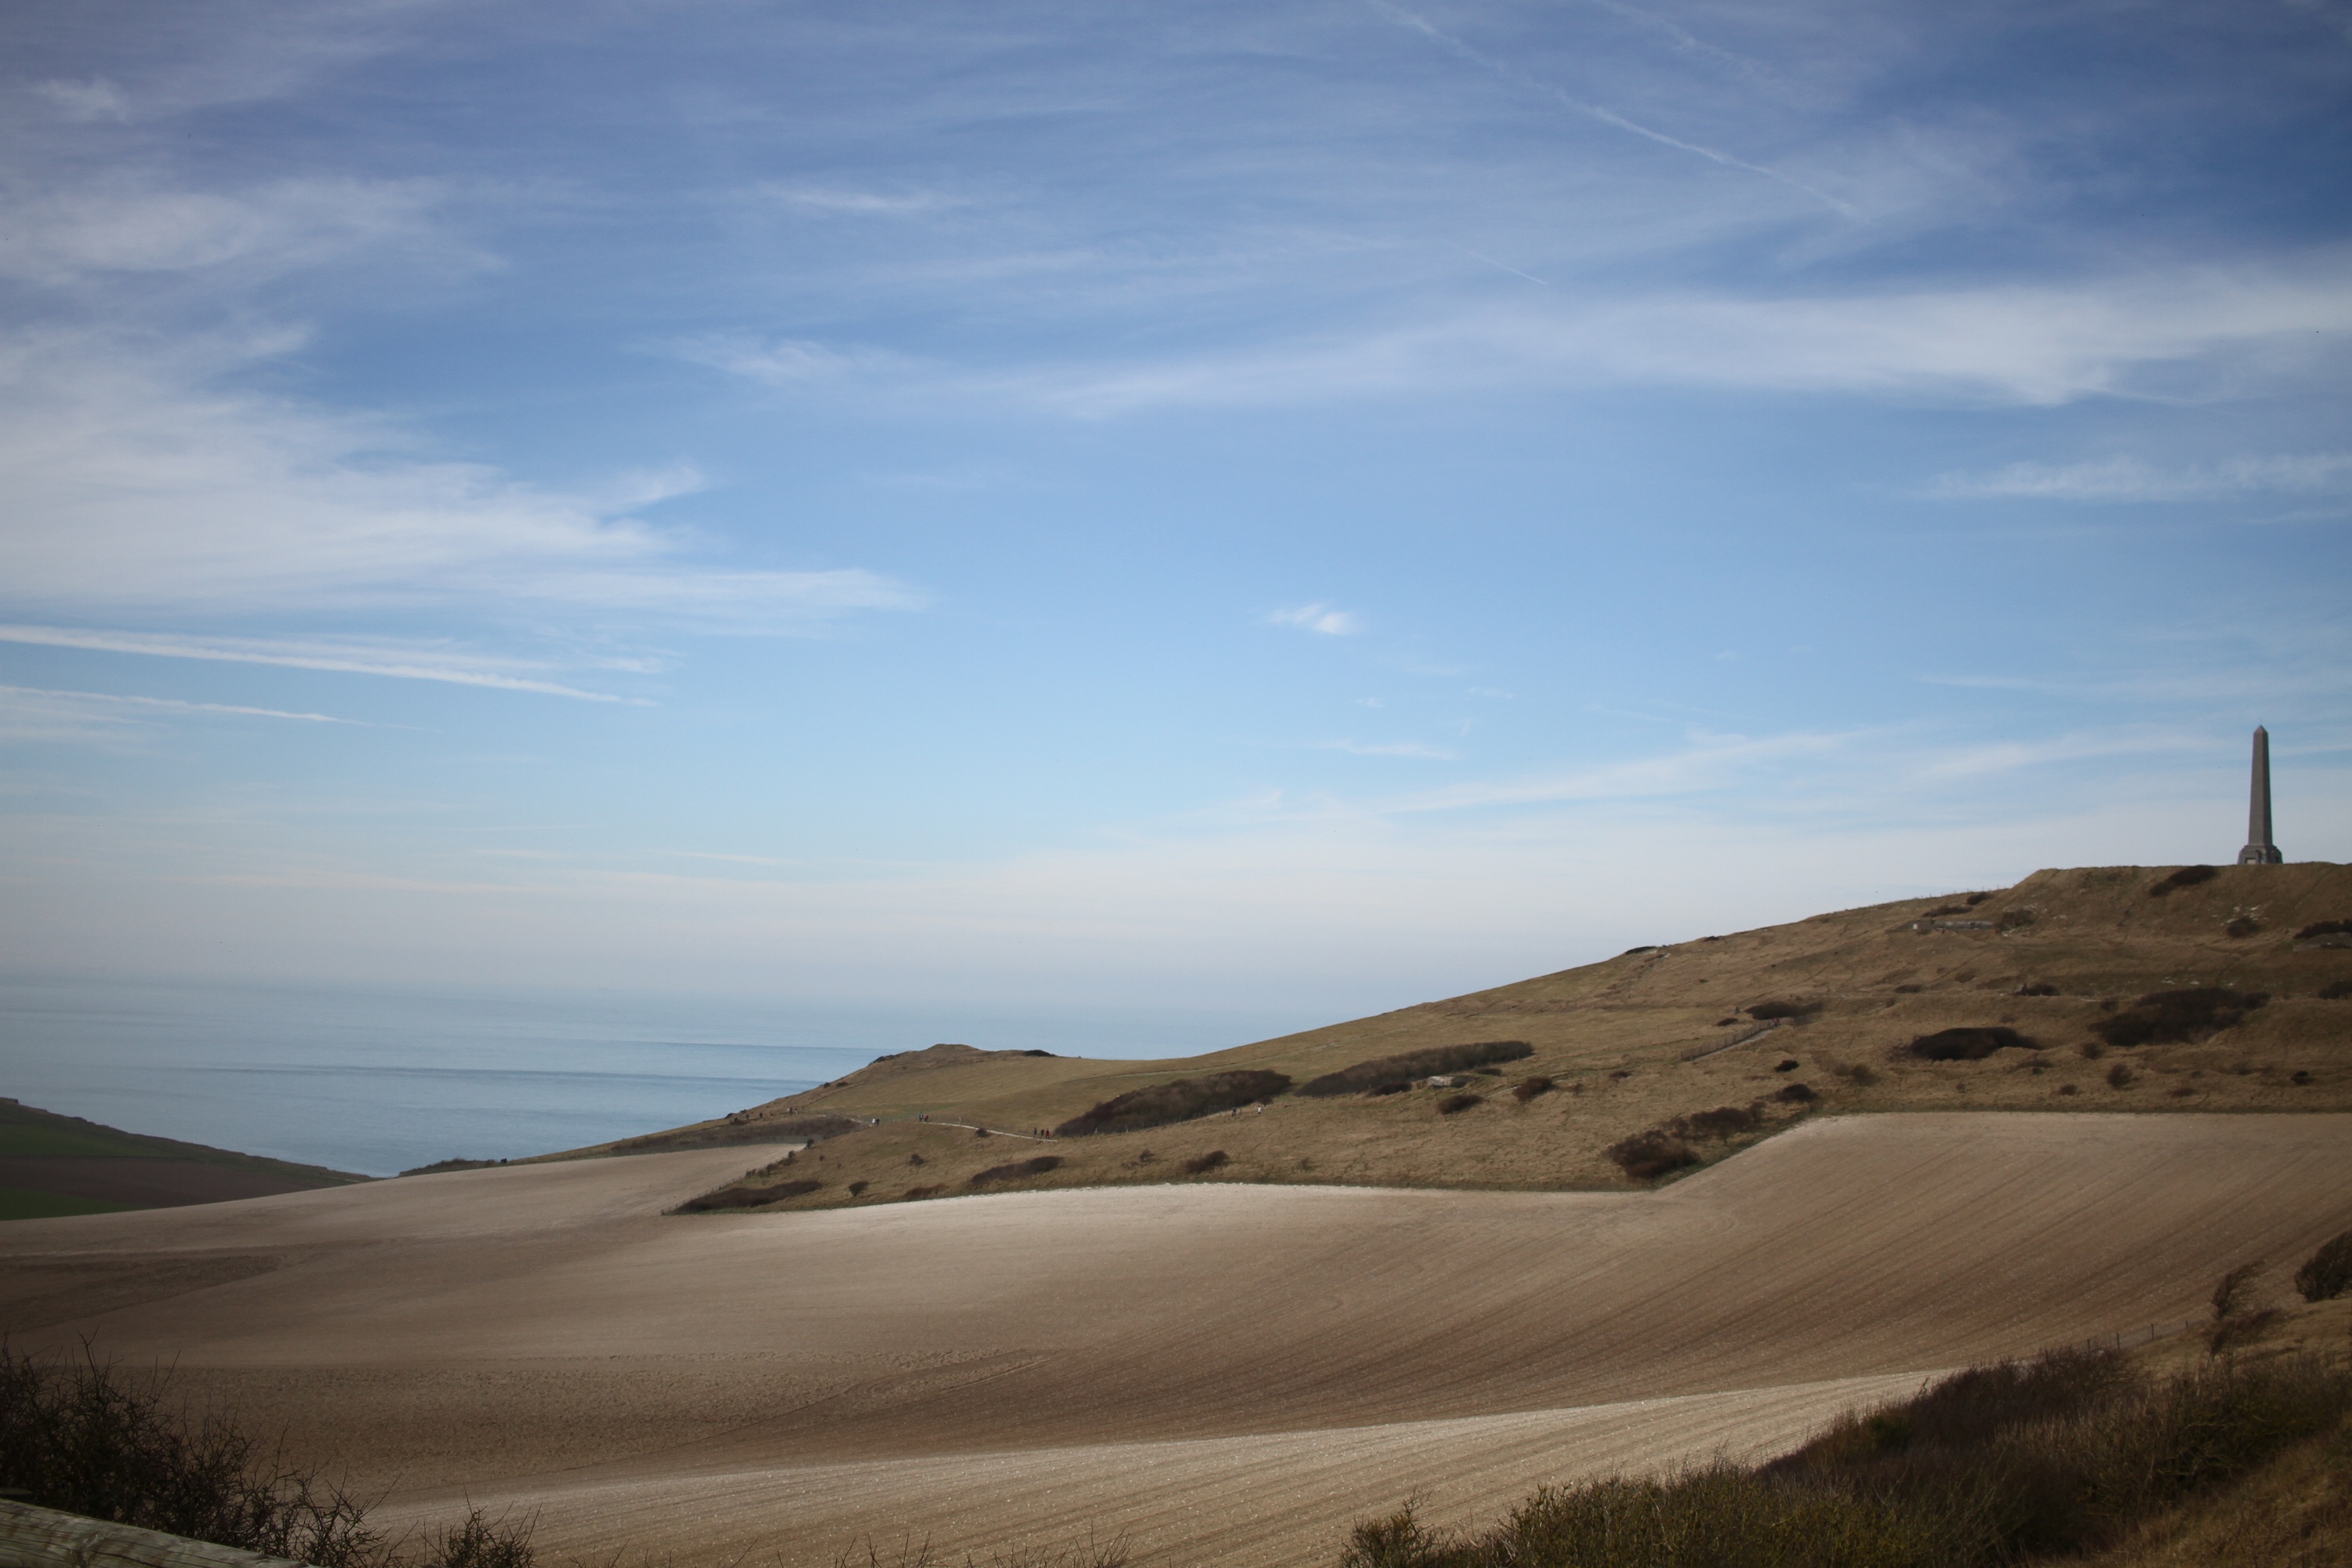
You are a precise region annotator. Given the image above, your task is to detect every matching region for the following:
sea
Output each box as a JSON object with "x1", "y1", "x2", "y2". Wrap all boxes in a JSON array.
[{"x1": 0, "y1": 974, "x2": 1300, "y2": 1178}]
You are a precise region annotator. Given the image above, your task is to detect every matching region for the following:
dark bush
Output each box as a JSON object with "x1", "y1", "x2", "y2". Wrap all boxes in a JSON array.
[
  {"x1": 1715, "y1": 1017, "x2": 1740, "y2": 1027},
  {"x1": 1510, "y1": 1076, "x2": 1554, "y2": 1103},
  {"x1": 1775, "y1": 1083, "x2": 1818, "y2": 1104},
  {"x1": 2106, "y1": 1062, "x2": 2136, "y2": 1089},
  {"x1": 1436, "y1": 1092, "x2": 1483, "y2": 1115},
  {"x1": 2150, "y1": 865, "x2": 2219, "y2": 896},
  {"x1": 1894, "y1": 983, "x2": 1924, "y2": 993},
  {"x1": 2296, "y1": 918, "x2": 2352, "y2": 939},
  {"x1": 1996, "y1": 906, "x2": 2037, "y2": 931},
  {"x1": 0, "y1": 1345, "x2": 532, "y2": 1568},
  {"x1": 2292, "y1": 1069, "x2": 2314, "y2": 1085},
  {"x1": 2321, "y1": 980, "x2": 2352, "y2": 1000},
  {"x1": 2079, "y1": 1039, "x2": 2107, "y2": 1060},
  {"x1": 2094, "y1": 988, "x2": 2270, "y2": 1047},
  {"x1": 969, "y1": 1155, "x2": 1064, "y2": 1186},
  {"x1": 903, "y1": 1184, "x2": 943, "y2": 1199},
  {"x1": 847, "y1": 1180, "x2": 868, "y2": 1196},
  {"x1": 2014, "y1": 982, "x2": 2059, "y2": 996},
  {"x1": 1834, "y1": 1062, "x2": 1881, "y2": 1087},
  {"x1": 1745, "y1": 1000, "x2": 1819, "y2": 1021},
  {"x1": 1054, "y1": 1070, "x2": 1292, "y2": 1136},
  {"x1": 2296, "y1": 1229, "x2": 2352, "y2": 1302},
  {"x1": 2224, "y1": 916, "x2": 2261, "y2": 938},
  {"x1": 1773, "y1": 1058, "x2": 1800, "y2": 1072},
  {"x1": 906, "y1": 1152, "x2": 927, "y2": 1166},
  {"x1": 674, "y1": 1178, "x2": 821, "y2": 1212},
  {"x1": 1363, "y1": 1081, "x2": 1410, "y2": 1098},
  {"x1": 1965, "y1": 891, "x2": 1992, "y2": 906},
  {"x1": 1182, "y1": 1149, "x2": 1229, "y2": 1174},
  {"x1": 1606, "y1": 1131, "x2": 1697, "y2": 1181},
  {"x1": 1910, "y1": 1026, "x2": 2034, "y2": 1061},
  {"x1": 1298, "y1": 1042, "x2": 1533, "y2": 1098},
  {"x1": 1671, "y1": 1104, "x2": 1762, "y2": 1139}
]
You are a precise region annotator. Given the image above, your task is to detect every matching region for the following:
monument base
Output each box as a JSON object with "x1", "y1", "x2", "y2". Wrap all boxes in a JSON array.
[{"x1": 2238, "y1": 844, "x2": 2284, "y2": 865}]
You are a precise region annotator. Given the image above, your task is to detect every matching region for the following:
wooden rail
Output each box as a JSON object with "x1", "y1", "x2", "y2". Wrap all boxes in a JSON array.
[{"x1": 0, "y1": 1499, "x2": 311, "y2": 1568}]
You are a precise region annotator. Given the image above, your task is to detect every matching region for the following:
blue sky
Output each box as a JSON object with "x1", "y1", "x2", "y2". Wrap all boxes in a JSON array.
[{"x1": 2, "y1": 0, "x2": 2347, "y2": 1035}]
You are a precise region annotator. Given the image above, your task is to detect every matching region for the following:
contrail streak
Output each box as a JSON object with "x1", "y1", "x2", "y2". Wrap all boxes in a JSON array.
[{"x1": 1369, "y1": 0, "x2": 1860, "y2": 220}]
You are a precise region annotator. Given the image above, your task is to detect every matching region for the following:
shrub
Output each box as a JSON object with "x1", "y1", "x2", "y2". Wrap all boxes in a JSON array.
[
  {"x1": 1182, "y1": 1149, "x2": 1229, "y2": 1174},
  {"x1": 1298, "y1": 1042, "x2": 1534, "y2": 1098},
  {"x1": 2295, "y1": 918, "x2": 2352, "y2": 939},
  {"x1": 1894, "y1": 983, "x2": 1923, "y2": 993},
  {"x1": 1776, "y1": 1083, "x2": 1818, "y2": 1105},
  {"x1": 0, "y1": 1345, "x2": 532, "y2": 1568},
  {"x1": 1774, "y1": 1058, "x2": 1800, "y2": 1072},
  {"x1": 847, "y1": 1180, "x2": 868, "y2": 1196},
  {"x1": 2150, "y1": 865, "x2": 2219, "y2": 896},
  {"x1": 1510, "y1": 1076, "x2": 1554, "y2": 1102},
  {"x1": 968, "y1": 1155, "x2": 1064, "y2": 1186},
  {"x1": 2107, "y1": 1062, "x2": 2136, "y2": 1089},
  {"x1": 903, "y1": 1184, "x2": 944, "y2": 1199},
  {"x1": 1996, "y1": 907, "x2": 2036, "y2": 931},
  {"x1": 2014, "y1": 982, "x2": 2059, "y2": 996},
  {"x1": 1671, "y1": 1104, "x2": 1762, "y2": 1139},
  {"x1": 1833, "y1": 1062, "x2": 1881, "y2": 1087},
  {"x1": 2094, "y1": 988, "x2": 2270, "y2": 1047},
  {"x1": 1054, "y1": 1070, "x2": 1291, "y2": 1136},
  {"x1": 2225, "y1": 916, "x2": 2261, "y2": 938},
  {"x1": 907, "y1": 1152, "x2": 927, "y2": 1166},
  {"x1": 1436, "y1": 1092, "x2": 1483, "y2": 1115},
  {"x1": 2294, "y1": 1229, "x2": 2352, "y2": 1302},
  {"x1": 674, "y1": 1178, "x2": 820, "y2": 1212},
  {"x1": 1364, "y1": 1081, "x2": 1410, "y2": 1098},
  {"x1": 2079, "y1": 1039, "x2": 2107, "y2": 1060},
  {"x1": 2321, "y1": 979, "x2": 2352, "y2": 1000},
  {"x1": 1965, "y1": 892, "x2": 1992, "y2": 907},
  {"x1": 1911, "y1": 1026, "x2": 2035, "y2": 1061},
  {"x1": 1607, "y1": 1131, "x2": 1697, "y2": 1181},
  {"x1": 1746, "y1": 1000, "x2": 1819, "y2": 1021}
]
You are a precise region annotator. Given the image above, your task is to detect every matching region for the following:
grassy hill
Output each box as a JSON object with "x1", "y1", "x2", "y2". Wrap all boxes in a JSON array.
[
  {"x1": 635, "y1": 862, "x2": 2352, "y2": 1214},
  {"x1": 0, "y1": 1100, "x2": 368, "y2": 1220}
]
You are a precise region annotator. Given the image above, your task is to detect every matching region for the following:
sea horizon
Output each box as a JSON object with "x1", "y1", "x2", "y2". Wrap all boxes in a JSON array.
[{"x1": 0, "y1": 971, "x2": 1308, "y2": 1178}]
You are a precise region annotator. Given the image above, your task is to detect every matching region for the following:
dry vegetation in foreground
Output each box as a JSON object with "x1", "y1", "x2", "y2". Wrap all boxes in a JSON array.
[
  {"x1": 1341, "y1": 1239, "x2": 2352, "y2": 1568},
  {"x1": 0, "y1": 1343, "x2": 533, "y2": 1568}
]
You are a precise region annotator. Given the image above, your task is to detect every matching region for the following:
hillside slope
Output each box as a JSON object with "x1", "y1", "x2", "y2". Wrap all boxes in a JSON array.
[
  {"x1": 645, "y1": 861, "x2": 2352, "y2": 1212},
  {"x1": 0, "y1": 1099, "x2": 368, "y2": 1220}
]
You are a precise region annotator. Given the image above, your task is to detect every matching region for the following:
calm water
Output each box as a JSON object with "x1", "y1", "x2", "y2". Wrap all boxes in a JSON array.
[{"x1": 0, "y1": 975, "x2": 1291, "y2": 1177}]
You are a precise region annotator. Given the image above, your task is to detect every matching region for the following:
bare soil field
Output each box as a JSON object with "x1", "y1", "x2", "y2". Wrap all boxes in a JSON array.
[{"x1": 5, "y1": 1114, "x2": 2350, "y2": 1567}]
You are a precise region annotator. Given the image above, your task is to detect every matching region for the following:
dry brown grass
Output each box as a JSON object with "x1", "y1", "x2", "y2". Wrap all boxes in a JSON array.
[{"x1": 627, "y1": 861, "x2": 2352, "y2": 1214}]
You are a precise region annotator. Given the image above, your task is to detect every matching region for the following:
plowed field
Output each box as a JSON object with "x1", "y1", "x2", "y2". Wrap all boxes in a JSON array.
[{"x1": 5, "y1": 1113, "x2": 2350, "y2": 1567}]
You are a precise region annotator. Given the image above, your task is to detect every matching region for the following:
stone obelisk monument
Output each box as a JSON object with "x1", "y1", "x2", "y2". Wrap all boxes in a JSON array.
[{"x1": 2238, "y1": 726, "x2": 2283, "y2": 865}]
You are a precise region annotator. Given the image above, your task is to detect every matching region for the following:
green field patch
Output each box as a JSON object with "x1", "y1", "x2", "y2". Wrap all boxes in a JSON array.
[
  {"x1": 0, "y1": 1184, "x2": 134, "y2": 1221},
  {"x1": 0, "y1": 1123, "x2": 162, "y2": 1158}
]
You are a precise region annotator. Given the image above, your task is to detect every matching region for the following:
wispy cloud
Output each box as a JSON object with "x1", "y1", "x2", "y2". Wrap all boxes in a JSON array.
[
  {"x1": 1006, "y1": 261, "x2": 2352, "y2": 414},
  {"x1": 1926, "y1": 452, "x2": 2352, "y2": 502},
  {"x1": 0, "y1": 177, "x2": 457, "y2": 290},
  {"x1": 1269, "y1": 603, "x2": 1362, "y2": 635},
  {"x1": 668, "y1": 334, "x2": 922, "y2": 389},
  {"x1": 0, "y1": 627, "x2": 640, "y2": 702},
  {"x1": 0, "y1": 329, "x2": 923, "y2": 627},
  {"x1": 755, "y1": 184, "x2": 965, "y2": 217},
  {"x1": 0, "y1": 681, "x2": 365, "y2": 742}
]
